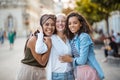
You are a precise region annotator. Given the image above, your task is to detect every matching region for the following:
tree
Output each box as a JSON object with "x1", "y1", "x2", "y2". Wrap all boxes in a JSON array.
[
  {"x1": 75, "y1": 0, "x2": 120, "y2": 35},
  {"x1": 62, "y1": 7, "x2": 74, "y2": 15},
  {"x1": 91, "y1": 0, "x2": 120, "y2": 35},
  {"x1": 75, "y1": 0, "x2": 103, "y2": 25}
]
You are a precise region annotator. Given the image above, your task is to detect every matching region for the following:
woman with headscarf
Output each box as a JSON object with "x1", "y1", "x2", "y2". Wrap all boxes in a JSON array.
[{"x1": 16, "y1": 14, "x2": 56, "y2": 80}]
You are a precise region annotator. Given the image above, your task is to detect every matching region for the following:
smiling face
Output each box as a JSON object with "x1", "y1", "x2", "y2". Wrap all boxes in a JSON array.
[
  {"x1": 68, "y1": 16, "x2": 82, "y2": 34},
  {"x1": 42, "y1": 18, "x2": 55, "y2": 36},
  {"x1": 56, "y1": 15, "x2": 66, "y2": 32}
]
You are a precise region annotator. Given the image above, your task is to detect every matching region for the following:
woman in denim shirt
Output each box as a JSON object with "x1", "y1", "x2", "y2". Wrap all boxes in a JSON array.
[{"x1": 60, "y1": 12, "x2": 104, "y2": 80}]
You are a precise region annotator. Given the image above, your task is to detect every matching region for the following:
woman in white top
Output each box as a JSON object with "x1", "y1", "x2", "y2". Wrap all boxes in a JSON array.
[{"x1": 35, "y1": 13, "x2": 74, "y2": 80}]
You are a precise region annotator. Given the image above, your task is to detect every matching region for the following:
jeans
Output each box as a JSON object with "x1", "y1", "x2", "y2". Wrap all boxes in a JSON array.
[
  {"x1": 52, "y1": 70, "x2": 74, "y2": 80},
  {"x1": 108, "y1": 50, "x2": 114, "y2": 56}
]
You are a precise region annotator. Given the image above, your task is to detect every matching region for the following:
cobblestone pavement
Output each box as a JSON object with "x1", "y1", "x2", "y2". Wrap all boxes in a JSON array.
[{"x1": 0, "y1": 37, "x2": 120, "y2": 80}]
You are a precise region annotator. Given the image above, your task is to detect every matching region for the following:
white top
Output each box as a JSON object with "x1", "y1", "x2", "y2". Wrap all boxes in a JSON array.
[
  {"x1": 35, "y1": 32, "x2": 48, "y2": 54},
  {"x1": 50, "y1": 35, "x2": 72, "y2": 72},
  {"x1": 35, "y1": 34, "x2": 73, "y2": 80},
  {"x1": 46, "y1": 35, "x2": 73, "y2": 80}
]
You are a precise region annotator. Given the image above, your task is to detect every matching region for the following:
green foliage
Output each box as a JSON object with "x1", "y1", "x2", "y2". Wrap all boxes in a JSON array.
[
  {"x1": 90, "y1": 0, "x2": 120, "y2": 34},
  {"x1": 91, "y1": 0, "x2": 120, "y2": 10},
  {"x1": 91, "y1": 0, "x2": 120, "y2": 16},
  {"x1": 75, "y1": 0, "x2": 103, "y2": 24},
  {"x1": 75, "y1": 0, "x2": 120, "y2": 25}
]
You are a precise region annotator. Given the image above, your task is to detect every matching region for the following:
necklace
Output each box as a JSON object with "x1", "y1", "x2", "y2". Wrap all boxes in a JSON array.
[{"x1": 60, "y1": 35, "x2": 66, "y2": 43}]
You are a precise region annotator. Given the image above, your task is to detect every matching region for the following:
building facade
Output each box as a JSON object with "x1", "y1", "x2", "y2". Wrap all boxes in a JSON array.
[
  {"x1": 93, "y1": 11, "x2": 120, "y2": 36},
  {"x1": 0, "y1": 0, "x2": 27, "y2": 37},
  {"x1": 109, "y1": 11, "x2": 120, "y2": 34},
  {"x1": 0, "y1": 0, "x2": 54, "y2": 37}
]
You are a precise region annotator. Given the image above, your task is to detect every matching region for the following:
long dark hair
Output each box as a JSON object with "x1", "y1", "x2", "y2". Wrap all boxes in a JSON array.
[{"x1": 66, "y1": 12, "x2": 93, "y2": 40}]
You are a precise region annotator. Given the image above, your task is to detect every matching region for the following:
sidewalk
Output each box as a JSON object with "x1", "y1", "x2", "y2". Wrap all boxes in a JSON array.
[
  {"x1": 94, "y1": 47, "x2": 120, "y2": 80},
  {"x1": 0, "y1": 37, "x2": 26, "y2": 80},
  {"x1": 0, "y1": 38, "x2": 120, "y2": 80}
]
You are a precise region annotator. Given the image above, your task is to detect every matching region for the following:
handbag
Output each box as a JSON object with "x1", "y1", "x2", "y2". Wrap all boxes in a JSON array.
[{"x1": 76, "y1": 65, "x2": 100, "y2": 80}]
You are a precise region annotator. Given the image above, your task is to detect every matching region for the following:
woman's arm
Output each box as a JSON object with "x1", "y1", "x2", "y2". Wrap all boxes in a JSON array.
[
  {"x1": 74, "y1": 33, "x2": 93, "y2": 65},
  {"x1": 28, "y1": 36, "x2": 51, "y2": 66},
  {"x1": 60, "y1": 33, "x2": 93, "y2": 66},
  {"x1": 35, "y1": 32, "x2": 48, "y2": 54},
  {"x1": 59, "y1": 54, "x2": 73, "y2": 63}
]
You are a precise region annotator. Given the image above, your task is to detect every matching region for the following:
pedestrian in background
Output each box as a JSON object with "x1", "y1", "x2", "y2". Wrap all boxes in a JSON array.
[
  {"x1": 102, "y1": 36, "x2": 119, "y2": 62},
  {"x1": 16, "y1": 14, "x2": 56, "y2": 80},
  {"x1": 0, "y1": 28, "x2": 5, "y2": 44},
  {"x1": 13, "y1": 30, "x2": 17, "y2": 39},
  {"x1": 59, "y1": 12, "x2": 104, "y2": 80},
  {"x1": 8, "y1": 30, "x2": 15, "y2": 49},
  {"x1": 115, "y1": 33, "x2": 120, "y2": 47}
]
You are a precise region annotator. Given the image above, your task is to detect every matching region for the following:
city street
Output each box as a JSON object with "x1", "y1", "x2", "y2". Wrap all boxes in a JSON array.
[{"x1": 0, "y1": 37, "x2": 120, "y2": 80}]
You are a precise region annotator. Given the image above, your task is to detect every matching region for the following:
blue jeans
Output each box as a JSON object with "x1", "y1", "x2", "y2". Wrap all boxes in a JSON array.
[
  {"x1": 52, "y1": 70, "x2": 74, "y2": 80},
  {"x1": 108, "y1": 50, "x2": 114, "y2": 56}
]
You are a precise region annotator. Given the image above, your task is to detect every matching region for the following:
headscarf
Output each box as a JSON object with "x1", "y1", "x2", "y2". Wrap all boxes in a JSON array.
[{"x1": 40, "y1": 14, "x2": 56, "y2": 27}]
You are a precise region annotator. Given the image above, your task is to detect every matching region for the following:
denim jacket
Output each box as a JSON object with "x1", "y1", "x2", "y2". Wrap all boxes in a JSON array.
[{"x1": 70, "y1": 33, "x2": 104, "y2": 80}]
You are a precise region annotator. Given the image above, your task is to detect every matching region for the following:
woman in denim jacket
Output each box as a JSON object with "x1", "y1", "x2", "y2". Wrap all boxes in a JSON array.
[{"x1": 60, "y1": 12, "x2": 104, "y2": 80}]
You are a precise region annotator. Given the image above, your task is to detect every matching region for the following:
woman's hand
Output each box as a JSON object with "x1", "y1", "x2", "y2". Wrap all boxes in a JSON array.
[
  {"x1": 37, "y1": 26, "x2": 43, "y2": 33},
  {"x1": 44, "y1": 37, "x2": 52, "y2": 49},
  {"x1": 59, "y1": 55, "x2": 73, "y2": 63}
]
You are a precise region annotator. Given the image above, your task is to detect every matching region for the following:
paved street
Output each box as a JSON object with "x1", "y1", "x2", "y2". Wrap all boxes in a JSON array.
[{"x1": 0, "y1": 37, "x2": 120, "y2": 80}]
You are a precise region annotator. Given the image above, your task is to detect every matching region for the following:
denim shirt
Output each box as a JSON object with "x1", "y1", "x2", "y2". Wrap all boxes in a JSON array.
[{"x1": 70, "y1": 33, "x2": 104, "y2": 80}]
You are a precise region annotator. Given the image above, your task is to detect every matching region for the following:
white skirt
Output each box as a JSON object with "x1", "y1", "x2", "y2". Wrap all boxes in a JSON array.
[{"x1": 16, "y1": 63, "x2": 46, "y2": 80}]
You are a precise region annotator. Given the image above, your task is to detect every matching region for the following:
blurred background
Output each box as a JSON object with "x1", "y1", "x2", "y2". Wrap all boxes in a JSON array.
[
  {"x1": 0, "y1": 0, "x2": 120, "y2": 40},
  {"x1": 0, "y1": 0, "x2": 120, "y2": 80}
]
